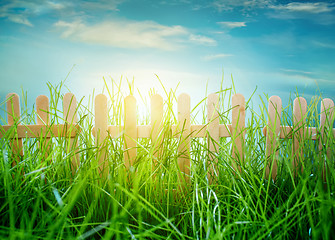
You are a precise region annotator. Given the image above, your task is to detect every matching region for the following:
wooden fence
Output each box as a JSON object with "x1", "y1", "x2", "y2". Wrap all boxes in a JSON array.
[
  {"x1": 0, "y1": 93, "x2": 80, "y2": 174},
  {"x1": 263, "y1": 96, "x2": 335, "y2": 180},
  {"x1": 92, "y1": 93, "x2": 245, "y2": 184},
  {"x1": 1, "y1": 92, "x2": 334, "y2": 183}
]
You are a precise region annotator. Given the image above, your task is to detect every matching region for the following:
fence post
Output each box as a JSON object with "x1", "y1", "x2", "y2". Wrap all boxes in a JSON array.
[
  {"x1": 177, "y1": 93, "x2": 191, "y2": 186},
  {"x1": 6, "y1": 93, "x2": 23, "y2": 169},
  {"x1": 207, "y1": 93, "x2": 220, "y2": 184},
  {"x1": 63, "y1": 93, "x2": 79, "y2": 175},
  {"x1": 231, "y1": 93, "x2": 245, "y2": 173},
  {"x1": 95, "y1": 94, "x2": 109, "y2": 178},
  {"x1": 151, "y1": 94, "x2": 163, "y2": 172},
  {"x1": 319, "y1": 98, "x2": 334, "y2": 182},
  {"x1": 124, "y1": 95, "x2": 137, "y2": 170},
  {"x1": 292, "y1": 97, "x2": 307, "y2": 175},
  {"x1": 265, "y1": 96, "x2": 282, "y2": 180},
  {"x1": 36, "y1": 95, "x2": 52, "y2": 162}
]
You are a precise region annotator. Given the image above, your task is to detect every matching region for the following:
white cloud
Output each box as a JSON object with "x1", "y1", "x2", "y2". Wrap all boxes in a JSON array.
[
  {"x1": 0, "y1": 0, "x2": 68, "y2": 26},
  {"x1": 313, "y1": 41, "x2": 335, "y2": 49},
  {"x1": 217, "y1": 21, "x2": 246, "y2": 28},
  {"x1": 280, "y1": 69, "x2": 313, "y2": 75},
  {"x1": 79, "y1": 0, "x2": 125, "y2": 11},
  {"x1": 270, "y1": 2, "x2": 334, "y2": 14},
  {"x1": 204, "y1": 53, "x2": 233, "y2": 61},
  {"x1": 5, "y1": 14, "x2": 34, "y2": 27},
  {"x1": 54, "y1": 19, "x2": 217, "y2": 50},
  {"x1": 213, "y1": 0, "x2": 274, "y2": 12},
  {"x1": 0, "y1": 0, "x2": 125, "y2": 26},
  {"x1": 55, "y1": 19, "x2": 192, "y2": 50},
  {"x1": 189, "y1": 34, "x2": 217, "y2": 46}
]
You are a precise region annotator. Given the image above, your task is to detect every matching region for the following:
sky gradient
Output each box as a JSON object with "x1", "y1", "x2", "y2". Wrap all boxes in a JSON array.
[{"x1": 1, "y1": 0, "x2": 335, "y2": 116}]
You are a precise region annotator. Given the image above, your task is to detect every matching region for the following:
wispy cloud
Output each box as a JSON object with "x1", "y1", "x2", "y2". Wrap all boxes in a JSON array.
[
  {"x1": 312, "y1": 40, "x2": 335, "y2": 49},
  {"x1": 213, "y1": 0, "x2": 274, "y2": 12},
  {"x1": 0, "y1": 0, "x2": 125, "y2": 26},
  {"x1": 55, "y1": 19, "x2": 216, "y2": 50},
  {"x1": 204, "y1": 53, "x2": 233, "y2": 61},
  {"x1": 268, "y1": 2, "x2": 335, "y2": 24},
  {"x1": 189, "y1": 34, "x2": 217, "y2": 46},
  {"x1": 55, "y1": 20, "x2": 189, "y2": 50},
  {"x1": 78, "y1": 0, "x2": 125, "y2": 11},
  {"x1": 280, "y1": 69, "x2": 313, "y2": 75},
  {"x1": 0, "y1": 0, "x2": 67, "y2": 26},
  {"x1": 270, "y1": 2, "x2": 334, "y2": 14},
  {"x1": 217, "y1": 21, "x2": 246, "y2": 28}
]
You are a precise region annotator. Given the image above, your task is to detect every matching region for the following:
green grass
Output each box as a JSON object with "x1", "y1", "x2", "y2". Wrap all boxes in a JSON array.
[{"x1": 0, "y1": 78, "x2": 334, "y2": 239}]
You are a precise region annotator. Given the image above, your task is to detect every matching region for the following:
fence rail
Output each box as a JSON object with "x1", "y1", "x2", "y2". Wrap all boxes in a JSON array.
[{"x1": 1, "y1": 91, "x2": 334, "y2": 183}]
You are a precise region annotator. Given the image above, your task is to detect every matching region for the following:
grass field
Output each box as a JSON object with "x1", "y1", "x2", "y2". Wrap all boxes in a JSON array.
[{"x1": 0, "y1": 79, "x2": 334, "y2": 239}]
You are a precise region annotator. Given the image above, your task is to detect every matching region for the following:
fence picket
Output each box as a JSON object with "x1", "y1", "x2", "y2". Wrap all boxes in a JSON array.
[
  {"x1": 124, "y1": 95, "x2": 137, "y2": 169},
  {"x1": 63, "y1": 93, "x2": 79, "y2": 174},
  {"x1": 292, "y1": 97, "x2": 307, "y2": 174},
  {"x1": 207, "y1": 93, "x2": 220, "y2": 184},
  {"x1": 6, "y1": 93, "x2": 23, "y2": 168},
  {"x1": 36, "y1": 95, "x2": 51, "y2": 162},
  {"x1": 177, "y1": 93, "x2": 191, "y2": 185},
  {"x1": 151, "y1": 94, "x2": 163, "y2": 171},
  {"x1": 265, "y1": 96, "x2": 282, "y2": 180},
  {"x1": 95, "y1": 94, "x2": 109, "y2": 177},
  {"x1": 231, "y1": 93, "x2": 245, "y2": 173},
  {"x1": 319, "y1": 98, "x2": 334, "y2": 182}
]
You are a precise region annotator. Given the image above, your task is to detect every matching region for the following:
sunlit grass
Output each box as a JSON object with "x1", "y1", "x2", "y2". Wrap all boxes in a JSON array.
[{"x1": 0, "y1": 77, "x2": 334, "y2": 239}]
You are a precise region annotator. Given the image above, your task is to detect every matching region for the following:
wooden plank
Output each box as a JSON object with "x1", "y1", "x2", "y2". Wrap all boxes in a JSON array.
[
  {"x1": 6, "y1": 93, "x2": 23, "y2": 168},
  {"x1": 95, "y1": 94, "x2": 109, "y2": 177},
  {"x1": 263, "y1": 126, "x2": 321, "y2": 140},
  {"x1": 177, "y1": 93, "x2": 191, "y2": 185},
  {"x1": 124, "y1": 95, "x2": 137, "y2": 169},
  {"x1": 319, "y1": 98, "x2": 334, "y2": 182},
  {"x1": 63, "y1": 93, "x2": 79, "y2": 174},
  {"x1": 265, "y1": 96, "x2": 282, "y2": 180},
  {"x1": 0, "y1": 124, "x2": 79, "y2": 138},
  {"x1": 292, "y1": 97, "x2": 307, "y2": 174},
  {"x1": 151, "y1": 94, "x2": 163, "y2": 171},
  {"x1": 36, "y1": 95, "x2": 52, "y2": 162},
  {"x1": 231, "y1": 93, "x2": 245, "y2": 173},
  {"x1": 207, "y1": 93, "x2": 220, "y2": 184}
]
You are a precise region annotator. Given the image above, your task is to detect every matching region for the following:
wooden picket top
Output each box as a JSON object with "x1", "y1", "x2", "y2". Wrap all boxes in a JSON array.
[
  {"x1": 265, "y1": 96, "x2": 282, "y2": 180},
  {"x1": 124, "y1": 95, "x2": 137, "y2": 169},
  {"x1": 151, "y1": 94, "x2": 163, "y2": 171},
  {"x1": 263, "y1": 96, "x2": 335, "y2": 180},
  {"x1": 6, "y1": 93, "x2": 22, "y2": 168},
  {"x1": 231, "y1": 93, "x2": 246, "y2": 173},
  {"x1": 36, "y1": 95, "x2": 51, "y2": 162},
  {"x1": 177, "y1": 93, "x2": 191, "y2": 186},
  {"x1": 95, "y1": 94, "x2": 109, "y2": 177},
  {"x1": 292, "y1": 97, "x2": 307, "y2": 174},
  {"x1": 0, "y1": 93, "x2": 80, "y2": 174},
  {"x1": 63, "y1": 93, "x2": 80, "y2": 174},
  {"x1": 207, "y1": 93, "x2": 220, "y2": 184},
  {"x1": 319, "y1": 98, "x2": 335, "y2": 182}
]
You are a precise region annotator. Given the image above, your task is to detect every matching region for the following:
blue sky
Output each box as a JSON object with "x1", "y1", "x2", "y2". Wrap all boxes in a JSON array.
[{"x1": 0, "y1": 0, "x2": 335, "y2": 117}]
